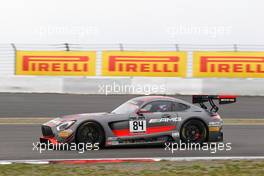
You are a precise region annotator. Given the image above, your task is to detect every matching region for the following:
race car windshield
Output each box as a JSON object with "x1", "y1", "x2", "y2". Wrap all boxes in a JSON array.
[{"x1": 111, "y1": 100, "x2": 143, "y2": 114}]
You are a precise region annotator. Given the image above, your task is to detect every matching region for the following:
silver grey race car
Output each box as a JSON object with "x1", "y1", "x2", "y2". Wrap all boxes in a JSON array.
[{"x1": 40, "y1": 95, "x2": 236, "y2": 147}]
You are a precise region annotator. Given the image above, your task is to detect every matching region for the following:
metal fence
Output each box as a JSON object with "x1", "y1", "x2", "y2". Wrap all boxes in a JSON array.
[{"x1": 6, "y1": 43, "x2": 264, "y2": 51}]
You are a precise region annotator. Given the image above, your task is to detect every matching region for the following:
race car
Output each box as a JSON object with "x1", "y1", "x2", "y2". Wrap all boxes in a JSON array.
[{"x1": 40, "y1": 95, "x2": 236, "y2": 147}]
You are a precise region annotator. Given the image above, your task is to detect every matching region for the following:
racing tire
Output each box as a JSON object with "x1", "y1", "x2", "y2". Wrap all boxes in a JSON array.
[
  {"x1": 76, "y1": 122, "x2": 105, "y2": 147},
  {"x1": 180, "y1": 119, "x2": 207, "y2": 144}
]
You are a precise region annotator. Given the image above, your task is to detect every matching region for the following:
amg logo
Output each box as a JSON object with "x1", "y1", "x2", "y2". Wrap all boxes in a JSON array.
[
  {"x1": 200, "y1": 56, "x2": 264, "y2": 73},
  {"x1": 22, "y1": 56, "x2": 89, "y2": 72},
  {"x1": 149, "y1": 117, "x2": 182, "y2": 123},
  {"x1": 108, "y1": 56, "x2": 180, "y2": 73}
]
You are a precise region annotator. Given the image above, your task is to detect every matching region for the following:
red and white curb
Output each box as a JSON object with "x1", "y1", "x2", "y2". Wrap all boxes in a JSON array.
[
  {"x1": 1, "y1": 156, "x2": 264, "y2": 165},
  {"x1": 0, "y1": 158, "x2": 158, "y2": 165}
]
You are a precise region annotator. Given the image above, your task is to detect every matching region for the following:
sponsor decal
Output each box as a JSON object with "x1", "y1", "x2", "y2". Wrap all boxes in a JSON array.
[
  {"x1": 171, "y1": 132, "x2": 180, "y2": 137},
  {"x1": 209, "y1": 126, "x2": 221, "y2": 132},
  {"x1": 208, "y1": 121, "x2": 223, "y2": 127},
  {"x1": 193, "y1": 51, "x2": 264, "y2": 78},
  {"x1": 110, "y1": 141, "x2": 119, "y2": 145},
  {"x1": 16, "y1": 51, "x2": 96, "y2": 76},
  {"x1": 219, "y1": 98, "x2": 236, "y2": 104},
  {"x1": 149, "y1": 117, "x2": 182, "y2": 123},
  {"x1": 107, "y1": 137, "x2": 118, "y2": 141},
  {"x1": 58, "y1": 129, "x2": 73, "y2": 138},
  {"x1": 102, "y1": 51, "x2": 187, "y2": 77}
]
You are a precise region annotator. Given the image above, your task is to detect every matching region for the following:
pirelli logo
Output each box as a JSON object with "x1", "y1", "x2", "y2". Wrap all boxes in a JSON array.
[
  {"x1": 193, "y1": 52, "x2": 264, "y2": 78},
  {"x1": 102, "y1": 51, "x2": 187, "y2": 77},
  {"x1": 16, "y1": 51, "x2": 96, "y2": 76}
]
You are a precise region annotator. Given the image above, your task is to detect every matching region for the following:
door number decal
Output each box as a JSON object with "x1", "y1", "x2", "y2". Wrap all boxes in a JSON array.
[{"x1": 129, "y1": 120, "x2": 146, "y2": 133}]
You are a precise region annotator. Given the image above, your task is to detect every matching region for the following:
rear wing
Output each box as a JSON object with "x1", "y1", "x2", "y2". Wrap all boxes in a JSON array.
[{"x1": 192, "y1": 95, "x2": 237, "y2": 112}]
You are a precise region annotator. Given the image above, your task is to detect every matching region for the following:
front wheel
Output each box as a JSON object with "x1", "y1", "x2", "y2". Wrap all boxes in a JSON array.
[
  {"x1": 180, "y1": 119, "x2": 207, "y2": 144},
  {"x1": 76, "y1": 122, "x2": 105, "y2": 147}
]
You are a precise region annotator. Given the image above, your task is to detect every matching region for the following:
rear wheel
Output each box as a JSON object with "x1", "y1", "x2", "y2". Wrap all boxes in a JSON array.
[
  {"x1": 76, "y1": 122, "x2": 105, "y2": 147},
  {"x1": 180, "y1": 119, "x2": 207, "y2": 144}
]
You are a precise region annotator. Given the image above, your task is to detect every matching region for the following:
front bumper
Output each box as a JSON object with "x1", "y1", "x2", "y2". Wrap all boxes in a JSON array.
[
  {"x1": 40, "y1": 136, "x2": 59, "y2": 144},
  {"x1": 40, "y1": 124, "x2": 75, "y2": 144}
]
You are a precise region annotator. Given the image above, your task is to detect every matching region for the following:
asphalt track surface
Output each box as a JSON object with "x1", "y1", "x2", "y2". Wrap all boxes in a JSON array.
[
  {"x1": 0, "y1": 125, "x2": 263, "y2": 160},
  {"x1": 0, "y1": 93, "x2": 263, "y2": 160},
  {"x1": 0, "y1": 93, "x2": 263, "y2": 118}
]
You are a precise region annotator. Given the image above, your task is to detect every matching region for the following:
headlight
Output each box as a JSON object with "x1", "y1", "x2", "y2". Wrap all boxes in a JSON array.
[{"x1": 56, "y1": 121, "x2": 75, "y2": 131}]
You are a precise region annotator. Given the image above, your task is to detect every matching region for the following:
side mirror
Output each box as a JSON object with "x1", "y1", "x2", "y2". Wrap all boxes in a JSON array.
[{"x1": 137, "y1": 109, "x2": 149, "y2": 115}]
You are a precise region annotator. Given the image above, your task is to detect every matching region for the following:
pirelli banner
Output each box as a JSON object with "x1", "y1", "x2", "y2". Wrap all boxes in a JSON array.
[
  {"x1": 193, "y1": 52, "x2": 264, "y2": 78},
  {"x1": 16, "y1": 51, "x2": 96, "y2": 76},
  {"x1": 102, "y1": 51, "x2": 187, "y2": 77}
]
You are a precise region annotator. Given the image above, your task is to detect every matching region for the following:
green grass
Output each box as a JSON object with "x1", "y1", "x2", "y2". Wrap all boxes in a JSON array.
[{"x1": 1, "y1": 160, "x2": 264, "y2": 176}]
